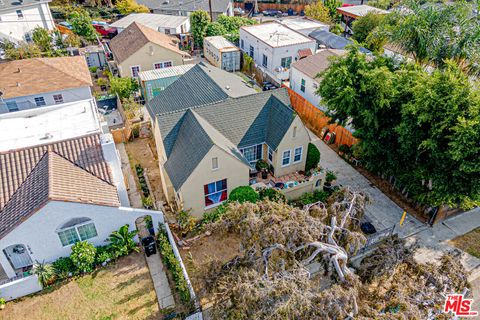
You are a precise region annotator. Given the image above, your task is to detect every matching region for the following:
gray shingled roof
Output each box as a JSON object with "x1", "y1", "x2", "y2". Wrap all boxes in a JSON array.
[
  {"x1": 146, "y1": 62, "x2": 256, "y2": 117},
  {"x1": 158, "y1": 89, "x2": 296, "y2": 190},
  {"x1": 308, "y1": 29, "x2": 371, "y2": 54}
]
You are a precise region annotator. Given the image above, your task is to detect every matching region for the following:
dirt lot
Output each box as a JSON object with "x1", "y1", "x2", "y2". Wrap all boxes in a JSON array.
[
  {"x1": 2, "y1": 253, "x2": 159, "y2": 320},
  {"x1": 450, "y1": 227, "x2": 480, "y2": 258},
  {"x1": 125, "y1": 138, "x2": 165, "y2": 207}
]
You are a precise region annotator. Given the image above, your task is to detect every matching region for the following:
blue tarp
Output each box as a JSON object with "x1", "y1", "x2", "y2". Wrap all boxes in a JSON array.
[{"x1": 309, "y1": 29, "x2": 371, "y2": 54}]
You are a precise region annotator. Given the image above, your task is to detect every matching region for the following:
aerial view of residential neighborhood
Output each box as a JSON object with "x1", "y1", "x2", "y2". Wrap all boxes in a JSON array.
[{"x1": 0, "y1": 0, "x2": 479, "y2": 317}]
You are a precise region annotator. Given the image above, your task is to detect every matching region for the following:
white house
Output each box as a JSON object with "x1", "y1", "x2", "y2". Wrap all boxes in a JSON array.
[
  {"x1": 0, "y1": 0, "x2": 55, "y2": 44},
  {"x1": 278, "y1": 16, "x2": 329, "y2": 37},
  {"x1": 110, "y1": 13, "x2": 190, "y2": 35},
  {"x1": 0, "y1": 56, "x2": 93, "y2": 114},
  {"x1": 289, "y1": 49, "x2": 346, "y2": 110},
  {"x1": 0, "y1": 140, "x2": 164, "y2": 300},
  {"x1": 203, "y1": 36, "x2": 241, "y2": 72},
  {"x1": 239, "y1": 22, "x2": 317, "y2": 85}
]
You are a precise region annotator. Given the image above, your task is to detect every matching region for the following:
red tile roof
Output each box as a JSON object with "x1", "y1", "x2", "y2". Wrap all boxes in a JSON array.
[
  {"x1": 0, "y1": 151, "x2": 120, "y2": 239},
  {"x1": 0, "y1": 134, "x2": 112, "y2": 210}
]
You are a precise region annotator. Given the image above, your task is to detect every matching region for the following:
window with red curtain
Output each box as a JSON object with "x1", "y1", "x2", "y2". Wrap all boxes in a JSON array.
[{"x1": 204, "y1": 179, "x2": 227, "y2": 207}]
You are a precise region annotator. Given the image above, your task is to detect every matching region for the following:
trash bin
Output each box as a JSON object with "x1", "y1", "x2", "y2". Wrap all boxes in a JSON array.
[{"x1": 141, "y1": 236, "x2": 157, "y2": 257}]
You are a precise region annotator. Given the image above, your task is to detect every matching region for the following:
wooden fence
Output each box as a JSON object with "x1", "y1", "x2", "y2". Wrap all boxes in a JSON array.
[{"x1": 285, "y1": 87, "x2": 358, "y2": 147}]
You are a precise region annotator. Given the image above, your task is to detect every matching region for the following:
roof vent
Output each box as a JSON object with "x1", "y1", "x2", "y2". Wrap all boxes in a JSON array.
[
  {"x1": 225, "y1": 85, "x2": 230, "y2": 90},
  {"x1": 40, "y1": 133, "x2": 53, "y2": 140},
  {"x1": 163, "y1": 0, "x2": 169, "y2": 4},
  {"x1": 15, "y1": 68, "x2": 20, "y2": 73},
  {"x1": 16, "y1": 82, "x2": 21, "y2": 87}
]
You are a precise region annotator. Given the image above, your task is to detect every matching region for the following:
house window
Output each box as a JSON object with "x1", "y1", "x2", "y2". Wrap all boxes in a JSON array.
[
  {"x1": 16, "y1": 10, "x2": 24, "y2": 19},
  {"x1": 268, "y1": 146, "x2": 273, "y2": 163},
  {"x1": 154, "y1": 61, "x2": 173, "y2": 69},
  {"x1": 53, "y1": 94, "x2": 63, "y2": 104},
  {"x1": 24, "y1": 33, "x2": 32, "y2": 42},
  {"x1": 212, "y1": 157, "x2": 218, "y2": 170},
  {"x1": 241, "y1": 39, "x2": 244, "y2": 49},
  {"x1": 262, "y1": 54, "x2": 268, "y2": 68},
  {"x1": 164, "y1": 29, "x2": 171, "y2": 35},
  {"x1": 293, "y1": 146, "x2": 303, "y2": 163},
  {"x1": 282, "y1": 150, "x2": 291, "y2": 166},
  {"x1": 131, "y1": 65, "x2": 140, "y2": 77},
  {"x1": 240, "y1": 144, "x2": 263, "y2": 165},
  {"x1": 57, "y1": 220, "x2": 98, "y2": 247},
  {"x1": 6, "y1": 101, "x2": 19, "y2": 112},
  {"x1": 281, "y1": 57, "x2": 292, "y2": 69},
  {"x1": 249, "y1": 45, "x2": 254, "y2": 58},
  {"x1": 300, "y1": 79, "x2": 306, "y2": 92},
  {"x1": 204, "y1": 179, "x2": 227, "y2": 208},
  {"x1": 34, "y1": 97, "x2": 46, "y2": 106}
]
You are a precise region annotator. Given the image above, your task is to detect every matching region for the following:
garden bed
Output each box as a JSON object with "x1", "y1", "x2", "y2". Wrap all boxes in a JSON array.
[
  {"x1": 1, "y1": 252, "x2": 159, "y2": 320},
  {"x1": 449, "y1": 228, "x2": 480, "y2": 258}
]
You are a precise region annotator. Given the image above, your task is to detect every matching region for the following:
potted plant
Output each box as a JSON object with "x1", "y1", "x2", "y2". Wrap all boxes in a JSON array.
[
  {"x1": 324, "y1": 170, "x2": 337, "y2": 191},
  {"x1": 255, "y1": 159, "x2": 269, "y2": 179},
  {"x1": 0, "y1": 298, "x2": 6, "y2": 310},
  {"x1": 338, "y1": 144, "x2": 350, "y2": 157}
]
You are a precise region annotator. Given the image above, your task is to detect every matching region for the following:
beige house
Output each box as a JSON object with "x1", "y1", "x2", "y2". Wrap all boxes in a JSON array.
[
  {"x1": 109, "y1": 22, "x2": 191, "y2": 78},
  {"x1": 147, "y1": 64, "x2": 312, "y2": 216}
]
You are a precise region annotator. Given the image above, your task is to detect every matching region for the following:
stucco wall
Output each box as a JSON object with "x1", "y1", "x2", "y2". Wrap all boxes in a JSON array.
[
  {"x1": 0, "y1": 2, "x2": 55, "y2": 43},
  {"x1": 0, "y1": 275, "x2": 42, "y2": 301},
  {"x1": 272, "y1": 115, "x2": 310, "y2": 177},
  {"x1": 178, "y1": 145, "x2": 250, "y2": 217},
  {"x1": 0, "y1": 201, "x2": 164, "y2": 278},
  {"x1": 117, "y1": 43, "x2": 186, "y2": 77},
  {"x1": 289, "y1": 67, "x2": 323, "y2": 111},
  {"x1": 0, "y1": 87, "x2": 93, "y2": 114}
]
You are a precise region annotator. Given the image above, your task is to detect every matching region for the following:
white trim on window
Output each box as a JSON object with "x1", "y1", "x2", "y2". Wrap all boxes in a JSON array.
[
  {"x1": 212, "y1": 157, "x2": 218, "y2": 170},
  {"x1": 57, "y1": 220, "x2": 98, "y2": 247},
  {"x1": 281, "y1": 149, "x2": 291, "y2": 167},
  {"x1": 293, "y1": 146, "x2": 303, "y2": 163},
  {"x1": 267, "y1": 146, "x2": 273, "y2": 164},
  {"x1": 131, "y1": 65, "x2": 141, "y2": 77},
  {"x1": 153, "y1": 61, "x2": 173, "y2": 69},
  {"x1": 53, "y1": 94, "x2": 64, "y2": 104}
]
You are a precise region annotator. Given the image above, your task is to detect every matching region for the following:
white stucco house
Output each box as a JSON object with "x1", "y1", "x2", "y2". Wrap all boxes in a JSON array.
[
  {"x1": 110, "y1": 13, "x2": 190, "y2": 35},
  {"x1": 0, "y1": 0, "x2": 55, "y2": 44},
  {"x1": 239, "y1": 22, "x2": 317, "y2": 85},
  {"x1": 0, "y1": 56, "x2": 93, "y2": 114},
  {"x1": 289, "y1": 49, "x2": 346, "y2": 110}
]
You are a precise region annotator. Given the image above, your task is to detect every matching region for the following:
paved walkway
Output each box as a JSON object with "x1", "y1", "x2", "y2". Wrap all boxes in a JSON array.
[
  {"x1": 310, "y1": 133, "x2": 480, "y2": 277},
  {"x1": 117, "y1": 142, "x2": 175, "y2": 309}
]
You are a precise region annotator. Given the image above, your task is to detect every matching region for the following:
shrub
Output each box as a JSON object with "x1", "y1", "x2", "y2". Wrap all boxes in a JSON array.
[
  {"x1": 325, "y1": 170, "x2": 337, "y2": 183},
  {"x1": 89, "y1": 66, "x2": 98, "y2": 73},
  {"x1": 0, "y1": 298, "x2": 5, "y2": 307},
  {"x1": 229, "y1": 186, "x2": 259, "y2": 203},
  {"x1": 70, "y1": 241, "x2": 97, "y2": 273},
  {"x1": 158, "y1": 228, "x2": 191, "y2": 303},
  {"x1": 305, "y1": 143, "x2": 321, "y2": 173},
  {"x1": 32, "y1": 261, "x2": 56, "y2": 287},
  {"x1": 255, "y1": 159, "x2": 269, "y2": 172},
  {"x1": 338, "y1": 144, "x2": 351, "y2": 155},
  {"x1": 258, "y1": 188, "x2": 286, "y2": 202},
  {"x1": 177, "y1": 210, "x2": 196, "y2": 237},
  {"x1": 53, "y1": 256, "x2": 76, "y2": 279},
  {"x1": 131, "y1": 124, "x2": 140, "y2": 138},
  {"x1": 108, "y1": 224, "x2": 139, "y2": 257},
  {"x1": 142, "y1": 195, "x2": 154, "y2": 209},
  {"x1": 201, "y1": 203, "x2": 228, "y2": 225},
  {"x1": 294, "y1": 190, "x2": 329, "y2": 207},
  {"x1": 95, "y1": 245, "x2": 115, "y2": 265}
]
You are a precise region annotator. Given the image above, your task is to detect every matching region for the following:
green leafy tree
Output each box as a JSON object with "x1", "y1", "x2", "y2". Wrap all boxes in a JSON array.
[
  {"x1": 368, "y1": 0, "x2": 393, "y2": 10},
  {"x1": 352, "y1": 13, "x2": 386, "y2": 52},
  {"x1": 64, "y1": 33, "x2": 82, "y2": 48},
  {"x1": 383, "y1": 0, "x2": 480, "y2": 73},
  {"x1": 323, "y1": 0, "x2": 342, "y2": 21},
  {"x1": 70, "y1": 241, "x2": 97, "y2": 273},
  {"x1": 229, "y1": 186, "x2": 259, "y2": 203},
  {"x1": 116, "y1": 0, "x2": 149, "y2": 14},
  {"x1": 32, "y1": 27, "x2": 52, "y2": 52},
  {"x1": 108, "y1": 224, "x2": 139, "y2": 256},
  {"x1": 109, "y1": 76, "x2": 139, "y2": 99},
  {"x1": 205, "y1": 22, "x2": 227, "y2": 37},
  {"x1": 5, "y1": 43, "x2": 42, "y2": 60},
  {"x1": 304, "y1": 1, "x2": 332, "y2": 24},
  {"x1": 69, "y1": 10, "x2": 98, "y2": 42},
  {"x1": 190, "y1": 10, "x2": 210, "y2": 49},
  {"x1": 305, "y1": 143, "x2": 321, "y2": 173},
  {"x1": 32, "y1": 261, "x2": 56, "y2": 287}
]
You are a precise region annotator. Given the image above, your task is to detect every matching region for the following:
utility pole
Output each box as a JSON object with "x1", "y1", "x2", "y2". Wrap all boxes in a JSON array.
[{"x1": 209, "y1": 0, "x2": 213, "y2": 21}]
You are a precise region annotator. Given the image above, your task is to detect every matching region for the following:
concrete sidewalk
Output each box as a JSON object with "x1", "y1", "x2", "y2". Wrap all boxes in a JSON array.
[{"x1": 146, "y1": 252, "x2": 175, "y2": 309}]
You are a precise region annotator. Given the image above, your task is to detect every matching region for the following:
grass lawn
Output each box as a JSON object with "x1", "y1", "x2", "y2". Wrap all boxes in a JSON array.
[
  {"x1": 450, "y1": 227, "x2": 480, "y2": 258},
  {"x1": 2, "y1": 252, "x2": 159, "y2": 320}
]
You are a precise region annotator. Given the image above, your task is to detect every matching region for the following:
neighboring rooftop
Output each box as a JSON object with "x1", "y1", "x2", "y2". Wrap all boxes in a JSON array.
[
  {"x1": 309, "y1": 29, "x2": 371, "y2": 54},
  {"x1": 204, "y1": 36, "x2": 239, "y2": 52},
  {"x1": 137, "y1": 0, "x2": 230, "y2": 13},
  {"x1": 138, "y1": 64, "x2": 194, "y2": 82},
  {"x1": 0, "y1": 99, "x2": 101, "y2": 152},
  {"x1": 0, "y1": 0, "x2": 50, "y2": 12},
  {"x1": 0, "y1": 56, "x2": 92, "y2": 99},
  {"x1": 0, "y1": 151, "x2": 119, "y2": 239},
  {"x1": 157, "y1": 89, "x2": 295, "y2": 190},
  {"x1": 336, "y1": 5, "x2": 389, "y2": 19},
  {"x1": 0, "y1": 133, "x2": 112, "y2": 211},
  {"x1": 110, "y1": 13, "x2": 189, "y2": 30},
  {"x1": 291, "y1": 49, "x2": 347, "y2": 79},
  {"x1": 146, "y1": 62, "x2": 256, "y2": 116},
  {"x1": 278, "y1": 17, "x2": 329, "y2": 32},
  {"x1": 241, "y1": 22, "x2": 315, "y2": 48},
  {"x1": 109, "y1": 22, "x2": 190, "y2": 64}
]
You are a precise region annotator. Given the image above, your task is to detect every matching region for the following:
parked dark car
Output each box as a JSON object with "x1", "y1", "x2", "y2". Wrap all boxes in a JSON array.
[
  {"x1": 141, "y1": 236, "x2": 157, "y2": 257},
  {"x1": 262, "y1": 9, "x2": 282, "y2": 16}
]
